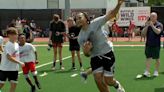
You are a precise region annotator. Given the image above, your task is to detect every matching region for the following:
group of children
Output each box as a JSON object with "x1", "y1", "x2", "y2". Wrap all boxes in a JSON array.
[{"x1": 0, "y1": 27, "x2": 41, "y2": 92}]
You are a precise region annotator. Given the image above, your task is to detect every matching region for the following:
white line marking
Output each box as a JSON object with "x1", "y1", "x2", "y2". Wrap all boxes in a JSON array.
[
  {"x1": 34, "y1": 45, "x2": 69, "y2": 47},
  {"x1": 70, "y1": 73, "x2": 78, "y2": 77},
  {"x1": 33, "y1": 44, "x2": 163, "y2": 47},
  {"x1": 39, "y1": 72, "x2": 48, "y2": 77},
  {"x1": 19, "y1": 52, "x2": 83, "y2": 74},
  {"x1": 114, "y1": 45, "x2": 163, "y2": 47}
]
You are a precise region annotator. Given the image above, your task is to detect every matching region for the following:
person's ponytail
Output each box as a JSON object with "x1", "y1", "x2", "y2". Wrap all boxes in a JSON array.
[{"x1": 82, "y1": 12, "x2": 90, "y2": 24}]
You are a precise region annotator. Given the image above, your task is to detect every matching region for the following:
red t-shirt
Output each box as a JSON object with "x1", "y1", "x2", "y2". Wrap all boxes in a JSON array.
[
  {"x1": 128, "y1": 23, "x2": 135, "y2": 33},
  {"x1": 112, "y1": 23, "x2": 123, "y2": 34},
  {"x1": 112, "y1": 23, "x2": 119, "y2": 33}
]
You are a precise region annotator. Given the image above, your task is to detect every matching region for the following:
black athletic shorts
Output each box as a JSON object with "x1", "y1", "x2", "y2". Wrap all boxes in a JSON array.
[
  {"x1": 91, "y1": 51, "x2": 115, "y2": 76},
  {"x1": 69, "y1": 45, "x2": 80, "y2": 51},
  {"x1": 145, "y1": 46, "x2": 160, "y2": 59},
  {"x1": 0, "y1": 70, "x2": 18, "y2": 83}
]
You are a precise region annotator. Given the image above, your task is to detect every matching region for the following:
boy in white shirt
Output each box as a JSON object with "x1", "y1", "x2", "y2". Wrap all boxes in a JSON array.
[
  {"x1": 0, "y1": 27, "x2": 25, "y2": 92},
  {"x1": 18, "y1": 33, "x2": 41, "y2": 92}
]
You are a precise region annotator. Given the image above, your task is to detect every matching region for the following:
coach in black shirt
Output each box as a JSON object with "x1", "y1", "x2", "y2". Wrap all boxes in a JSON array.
[{"x1": 142, "y1": 12, "x2": 163, "y2": 77}]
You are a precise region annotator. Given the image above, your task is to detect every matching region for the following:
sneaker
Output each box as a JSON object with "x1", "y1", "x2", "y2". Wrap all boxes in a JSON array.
[
  {"x1": 60, "y1": 66, "x2": 65, "y2": 70},
  {"x1": 51, "y1": 67, "x2": 56, "y2": 71},
  {"x1": 80, "y1": 72, "x2": 88, "y2": 80},
  {"x1": 31, "y1": 86, "x2": 36, "y2": 92},
  {"x1": 80, "y1": 67, "x2": 84, "y2": 71},
  {"x1": 143, "y1": 71, "x2": 151, "y2": 77},
  {"x1": 36, "y1": 82, "x2": 41, "y2": 89},
  {"x1": 153, "y1": 71, "x2": 159, "y2": 77},
  {"x1": 71, "y1": 67, "x2": 77, "y2": 71},
  {"x1": 116, "y1": 81, "x2": 125, "y2": 92}
]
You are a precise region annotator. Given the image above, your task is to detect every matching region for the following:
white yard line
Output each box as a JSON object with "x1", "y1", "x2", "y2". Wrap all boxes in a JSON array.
[
  {"x1": 114, "y1": 45, "x2": 163, "y2": 47},
  {"x1": 34, "y1": 44, "x2": 69, "y2": 47},
  {"x1": 33, "y1": 44, "x2": 164, "y2": 47}
]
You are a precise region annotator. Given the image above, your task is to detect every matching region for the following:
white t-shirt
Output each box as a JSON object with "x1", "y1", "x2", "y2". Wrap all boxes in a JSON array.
[
  {"x1": 0, "y1": 41, "x2": 20, "y2": 71},
  {"x1": 0, "y1": 36, "x2": 3, "y2": 45},
  {"x1": 19, "y1": 43, "x2": 36, "y2": 63}
]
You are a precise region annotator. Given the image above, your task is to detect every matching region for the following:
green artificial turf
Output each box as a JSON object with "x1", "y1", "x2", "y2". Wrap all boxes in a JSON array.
[{"x1": 1, "y1": 46, "x2": 164, "y2": 92}]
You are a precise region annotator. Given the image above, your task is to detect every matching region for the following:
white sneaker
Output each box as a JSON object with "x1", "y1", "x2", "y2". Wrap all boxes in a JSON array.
[
  {"x1": 60, "y1": 66, "x2": 65, "y2": 70},
  {"x1": 153, "y1": 71, "x2": 159, "y2": 77},
  {"x1": 51, "y1": 67, "x2": 56, "y2": 71},
  {"x1": 116, "y1": 81, "x2": 125, "y2": 92},
  {"x1": 143, "y1": 71, "x2": 151, "y2": 77},
  {"x1": 80, "y1": 67, "x2": 84, "y2": 71}
]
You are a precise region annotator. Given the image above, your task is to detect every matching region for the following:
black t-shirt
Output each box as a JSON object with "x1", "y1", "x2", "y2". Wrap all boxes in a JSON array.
[
  {"x1": 23, "y1": 25, "x2": 31, "y2": 39},
  {"x1": 49, "y1": 21, "x2": 66, "y2": 43},
  {"x1": 146, "y1": 21, "x2": 163, "y2": 47},
  {"x1": 68, "y1": 26, "x2": 81, "y2": 46}
]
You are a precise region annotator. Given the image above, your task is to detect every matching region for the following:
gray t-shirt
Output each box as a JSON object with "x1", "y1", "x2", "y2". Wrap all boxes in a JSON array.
[{"x1": 78, "y1": 16, "x2": 113, "y2": 57}]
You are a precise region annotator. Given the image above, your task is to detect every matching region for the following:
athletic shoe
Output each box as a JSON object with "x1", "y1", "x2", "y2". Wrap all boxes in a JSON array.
[
  {"x1": 143, "y1": 71, "x2": 151, "y2": 77},
  {"x1": 36, "y1": 82, "x2": 41, "y2": 89},
  {"x1": 51, "y1": 67, "x2": 56, "y2": 71},
  {"x1": 60, "y1": 66, "x2": 65, "y2": 70},
  {"x1": 31, "y1": 86, "x2": 36, "y2": 92},
  {"x1": 80, "y1": 72, "x2": 88, "y2": 80},
  {"x1": 116, "y1": 81, "x2": 125, "y2": 92},
  {"x1": 153, "y1": 71, "x2": 159, "y2": 77},
  {"x1": 80, "y1": 67, "x2": 84, "y2": 71},
  {"x1": 71, "y1": 67, "x2": 77, "y2": 71}
]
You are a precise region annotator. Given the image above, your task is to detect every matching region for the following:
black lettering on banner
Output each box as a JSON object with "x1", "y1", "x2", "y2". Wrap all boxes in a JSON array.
[{"x1": 120, "y1": 10, "x2": 134, "y2": 21}]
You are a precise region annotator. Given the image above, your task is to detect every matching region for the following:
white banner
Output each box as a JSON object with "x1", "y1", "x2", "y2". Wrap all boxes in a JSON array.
[
  {"x1": 118, "y1": 7, "x2": 150, "y2": 26},
  {"x1": 106, "y1": 0, "x2": 151, "y2": 27},
  {"x1": 107, "y1": 7, "x2": 151, "y2": 27}
]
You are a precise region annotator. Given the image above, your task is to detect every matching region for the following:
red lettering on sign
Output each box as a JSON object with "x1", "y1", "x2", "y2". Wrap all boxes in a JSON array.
[{"x1": 138, "y1": 16, "x2": 147, "y2": 21}]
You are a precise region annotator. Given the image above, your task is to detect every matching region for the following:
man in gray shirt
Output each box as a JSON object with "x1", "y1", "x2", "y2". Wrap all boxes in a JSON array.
[{"x1": 77, "y1": 0, "x2": 125, "y2": 92}]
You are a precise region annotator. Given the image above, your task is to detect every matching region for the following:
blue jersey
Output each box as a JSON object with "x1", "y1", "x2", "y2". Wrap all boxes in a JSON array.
[
  {"x1": 146, "y1": 21, "x2": 163, "y2": 47},
  {"x1": 78, "y1": 16, "x2": 113, "y2": 57}
]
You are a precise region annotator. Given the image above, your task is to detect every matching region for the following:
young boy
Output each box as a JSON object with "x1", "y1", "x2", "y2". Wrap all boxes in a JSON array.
[
  {"x1": 18, "y1": 33, "x2": 41, "y2": 92},
  {"x1": 0, "y1": 27, "x2": 25, "y2": 92}
]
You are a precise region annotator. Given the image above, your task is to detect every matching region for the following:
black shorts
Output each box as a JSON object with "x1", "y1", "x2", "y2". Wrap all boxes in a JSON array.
[
  {"x1": 0, "y1": 70, "x2": 18, "y2": 84},
  {"x1": 69, "y1": 45, "x2": 80, "y2": 51},
  {"x1": 145, "y1": 46, "x2": 160, "y2": 59},
  {"x1": 91, "y1": 51, "x2": 115, "y2": 76}
]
